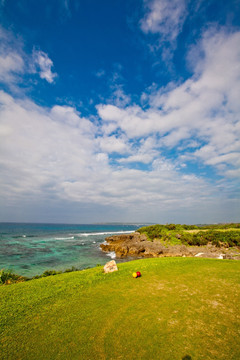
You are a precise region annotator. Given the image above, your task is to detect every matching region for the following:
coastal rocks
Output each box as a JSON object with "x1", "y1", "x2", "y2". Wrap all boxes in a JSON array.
[
  {"x1": 224, "y1": 254, "x2": 234, "y2": 260},
  {"x1": 103, "y1": 260, "x2": 118, "y2": 273},
  {"x1": 101, "y1": 232, "x2": 149, "y2": 257},
  {"x1": 101, "y1": 233, "x2": 240, "y2": 260},
  {"x1": 100, "y1": 233, "x2": 192, "y2": 258}
]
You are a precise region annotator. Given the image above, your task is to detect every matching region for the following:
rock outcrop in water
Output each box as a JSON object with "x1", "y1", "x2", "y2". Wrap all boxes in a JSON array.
[{"x1": 100, "y1": 232, "x2": 239, "y2": 259}]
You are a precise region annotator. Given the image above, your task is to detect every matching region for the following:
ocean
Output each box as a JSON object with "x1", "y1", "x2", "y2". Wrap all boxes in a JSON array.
[{"x1": 0, "y1": 223, "x2": 144, "y2": 277}]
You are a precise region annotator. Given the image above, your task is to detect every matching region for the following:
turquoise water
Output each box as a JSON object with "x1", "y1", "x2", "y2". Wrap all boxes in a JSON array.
[{"x1": 0, "y1": 223, "x2": 143, "y2": 277}]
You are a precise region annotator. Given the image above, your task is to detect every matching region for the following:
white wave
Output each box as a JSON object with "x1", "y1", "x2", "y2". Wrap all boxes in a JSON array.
[
  {"x1": 106, "y1": 251, "x2": 116, "y2": 259},
  {"x1": 54, "y1": 236, "x2": 75, "y2": 240},
  {"x1": 78, "y1": 230, "x2": 135, "y2": 237},
  {"x1": 195, "y1": 252, "x2": 204, "y2": 257},
  {"x1": 22, "y1": 235, "x2": 26, "y2": 238}
]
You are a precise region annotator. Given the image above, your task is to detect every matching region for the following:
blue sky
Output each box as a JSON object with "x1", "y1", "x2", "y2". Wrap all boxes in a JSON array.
[{"x1": 0, "y1": 0, "x2": 240, "y2": 224}]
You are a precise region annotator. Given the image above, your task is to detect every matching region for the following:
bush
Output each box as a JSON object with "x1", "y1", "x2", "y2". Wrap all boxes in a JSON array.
[
  {"x1": 65, "y1": 266, "x2": 78, "y2": 272},
  {"x1": 137, "y1": 224, "x2": 240, "y2": 247},
  {"x1": 0, "y1": 269, "x2": 27, "y2": 285},
  {"x1": 166, "y1": 224, "x2": 176, "y2": 230}
]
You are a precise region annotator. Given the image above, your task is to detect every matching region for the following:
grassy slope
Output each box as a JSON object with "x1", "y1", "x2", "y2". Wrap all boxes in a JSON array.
[{"x1": 0, "y1": 258, "x2": 240, "y2": 360}]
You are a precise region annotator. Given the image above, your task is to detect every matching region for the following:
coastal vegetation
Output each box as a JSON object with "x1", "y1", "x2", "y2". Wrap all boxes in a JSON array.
[
  {"x1": 0, "y1": 269, "x2": 27, "y2": 285},
  {"x1": 0, "y1": 257, "x2": 240, "y2": 359},
  {"x1": 137, "y1": 223, "x2": 240, "y2": 247},
  {"x1": 0, "y1": 267, "x2": 79, "y2": 285}
]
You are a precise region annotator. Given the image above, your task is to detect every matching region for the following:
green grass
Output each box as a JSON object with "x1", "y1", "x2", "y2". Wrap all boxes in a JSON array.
[
  {"x1": 0, "y1": 258, "x2": 240, "y2": 360},
  {"x1": 186, "y1": 228, "x2": 240, "y2": 233}
]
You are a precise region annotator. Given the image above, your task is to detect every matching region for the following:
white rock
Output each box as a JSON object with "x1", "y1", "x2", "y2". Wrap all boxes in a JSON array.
[{"x1": 103, "y1": 260, "x2": 118, "y2": 273}]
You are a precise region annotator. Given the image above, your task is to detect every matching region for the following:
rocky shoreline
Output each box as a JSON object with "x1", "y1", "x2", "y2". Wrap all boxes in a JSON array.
[{"x1": 100, "y1": 232, "x2": 240, "y2": 260}]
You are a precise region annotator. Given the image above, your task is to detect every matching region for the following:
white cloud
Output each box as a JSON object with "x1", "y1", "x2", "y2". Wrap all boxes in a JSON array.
[
  {"x1": 98, "y1": 104, "x2": 159, "y2": 137},
  {"x1": 98, "y1": 135, "x2": 129, "y2": 154},
  {"x1": 32, "y1": 50, "x2": 57, "y2": 83},
  {"x1": 1, "y1": 88, "x2": 233, "y2": 223},
  {"x1": 50, "y1": 105, "x2": 95, "y2": 133},
  {"x1": 118, "y1": 136, "x2": 158, "y2": 164},
  {"x1": 118, "y1": 153, "x2": 155, "y2": 164},
  {"x1": 98, "y1": 29, "x2": 240, "y2": 178},
  {"x1": 0, "y1": 27, "x2": 58, "y2": 87},
  {"x1": 0, "y1": 27, "x2": 25, "y2": 85},
  {"x1": 110, "y1": 87, "x2": 131, "y2": 107},
  {"x1": 0, "y1": 52, "x2": 24, "y2": 82},
  {"x1": 140, "y1": 0, "x2": 187, "y2": 42}
]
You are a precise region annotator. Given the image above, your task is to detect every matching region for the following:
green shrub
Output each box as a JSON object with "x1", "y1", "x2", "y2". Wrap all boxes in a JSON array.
[
  {"x1": 0, "y1": 269, "x2": 27, "y2": 285},
  {"x1": 64, "y1": 266, "x2": 78, "y2": 272},
  {"x1": 137, "y1": 224, "x2": 240, "y2": 247}
]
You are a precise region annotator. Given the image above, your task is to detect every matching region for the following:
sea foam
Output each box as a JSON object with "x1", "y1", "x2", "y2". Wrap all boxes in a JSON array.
[
  {"x1": 78, "y1": 230, "x2": 134, "y2": 237},
  {"x1": 106, "y1": 251, "x2": 116, "y2": 259},
  {"x1": 54, "y1": 236, "x2": 75, "y2": 240}
]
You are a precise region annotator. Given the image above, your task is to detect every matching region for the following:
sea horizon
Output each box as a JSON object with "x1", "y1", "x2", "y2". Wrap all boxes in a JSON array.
[{"x1": 0, "y1": 221, "x2": 154, "y2": 225}]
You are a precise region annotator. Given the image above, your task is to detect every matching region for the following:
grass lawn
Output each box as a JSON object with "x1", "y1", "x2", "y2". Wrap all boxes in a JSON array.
[
  {"x1": 185, "y1": 228, "x2": 240, "y2": 233},
  {"x1": 0, "y1": 257, "x2": 240, "y2": 360}
]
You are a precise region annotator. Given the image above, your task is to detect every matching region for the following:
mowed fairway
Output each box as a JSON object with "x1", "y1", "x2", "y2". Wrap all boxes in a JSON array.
[{"x1": 0, "y1": 258, "x2": 240, "y2": 360}]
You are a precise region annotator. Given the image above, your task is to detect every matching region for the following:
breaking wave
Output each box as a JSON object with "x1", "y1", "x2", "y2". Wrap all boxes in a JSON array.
[
  {"x1": 54, "y1": 236, "x2": 75, "y2": 240},
  {"x1": 78, "y1": 230, "x2": 134, "y2": 237},
  {"x1": 106, "y1": 251, "x2": 116, "y2": 259}
]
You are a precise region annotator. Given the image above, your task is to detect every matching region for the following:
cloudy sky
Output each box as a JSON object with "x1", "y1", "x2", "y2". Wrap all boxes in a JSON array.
[{"x1": 0, "y1": 0, "x2": 240, "y2": 224}]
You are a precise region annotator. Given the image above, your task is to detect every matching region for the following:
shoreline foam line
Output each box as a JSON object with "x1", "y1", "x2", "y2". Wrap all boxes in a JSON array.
[
  {"x1": 79, "y1": 230, "x2": 135, "y2": 237},
  {"x1": 54, "y1": 236, "x2": 75, "y2": 240}
]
